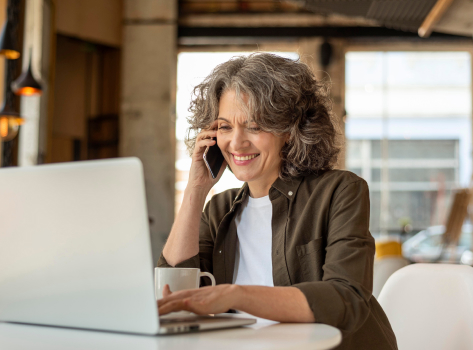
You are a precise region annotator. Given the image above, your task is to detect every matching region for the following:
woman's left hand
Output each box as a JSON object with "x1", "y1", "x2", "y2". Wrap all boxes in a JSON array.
[{"x1": 158, "y1": 284, "x2": 240, "y2": 316}]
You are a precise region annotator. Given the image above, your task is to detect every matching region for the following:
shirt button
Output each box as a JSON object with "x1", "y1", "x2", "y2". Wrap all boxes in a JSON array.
[
  {"x1": 276, "y1": 250, "x2": 279, "y2": 255},
  {"x1": 219, "y1": 250, "x2": 222, "y2": 254},
  {"x1": 288, "y1": 191, "x2": 293, "y2": 196}
]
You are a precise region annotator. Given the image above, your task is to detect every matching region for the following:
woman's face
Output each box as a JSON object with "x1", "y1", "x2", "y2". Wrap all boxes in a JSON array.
[{"x1": 216, "y1": 89, "x2": 287, "y2": 187}]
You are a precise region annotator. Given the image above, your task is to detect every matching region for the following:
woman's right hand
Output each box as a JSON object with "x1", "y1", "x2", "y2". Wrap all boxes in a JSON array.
[{"x1": 187, "y1": 122, "x2": 227, "y2": 194}]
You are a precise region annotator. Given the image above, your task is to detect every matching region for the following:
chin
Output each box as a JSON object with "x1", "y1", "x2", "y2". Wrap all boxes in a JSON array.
[{"x1": 232, "y1": 171, "x2": 256, "y2": 183}]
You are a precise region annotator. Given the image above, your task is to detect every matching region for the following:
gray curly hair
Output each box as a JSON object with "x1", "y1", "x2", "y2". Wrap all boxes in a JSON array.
[{"x1": 185, "y1": 52, "x2": 342, "y2": 179}]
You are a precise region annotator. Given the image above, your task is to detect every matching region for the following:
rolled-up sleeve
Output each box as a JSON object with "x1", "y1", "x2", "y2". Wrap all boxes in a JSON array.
[
  {"x1": 157, "y1": 202, "x2": 215, "y2": 278},
  {"x1": 293, "y1": 179, "x2": 374, "y2": 336}
]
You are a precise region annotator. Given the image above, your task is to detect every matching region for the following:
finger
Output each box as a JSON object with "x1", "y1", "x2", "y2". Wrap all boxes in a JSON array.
[
  {"x1": 193, "y1": 139, "x2": 217, "y2": 157},
  {"x1": 195, "y1": 138, "x2": 216, "y2": 149},
  {"x1": 159, "y1": 299, "x2": 191, "y2": 316},
  {"x1": 204, "y1": 120, "x2": 219, "y2": 131},
  {"x1": 157, "y1": 289, "x2": 200, "y2": 307},
  {"x1": 163, "y1": 284, "x2": 172, "y2": 298},
  {"x1": 197, "y1": 130, "x2": 217, "y2": 141},
  {"x1": 211, "y1": 119, "x2": 219, "y2": 130}
]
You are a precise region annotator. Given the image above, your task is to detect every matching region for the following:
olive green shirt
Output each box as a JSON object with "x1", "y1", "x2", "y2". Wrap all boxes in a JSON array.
[{"x1": 158, "y1": 170, "x2": 397, "y2": 350}]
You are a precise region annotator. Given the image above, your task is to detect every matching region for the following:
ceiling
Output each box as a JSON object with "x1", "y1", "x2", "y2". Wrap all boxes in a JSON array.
[
  {"x1": 298, "y1": 0, "x2": 437, "y2": 31},
  {"x1": 178, "y1": 0, "x2": 473, "y2": 39},
  {"x1": 434, "y1": 0, "x2": 473, "y2": 37},
  {"x1": 292, "y1": 0, "x2": 473, "y2": 37}
]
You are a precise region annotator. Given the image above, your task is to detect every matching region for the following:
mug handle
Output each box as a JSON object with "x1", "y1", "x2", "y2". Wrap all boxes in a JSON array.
[{"x1": 199, "y1": 271, "x2": 216, "y2": 287}]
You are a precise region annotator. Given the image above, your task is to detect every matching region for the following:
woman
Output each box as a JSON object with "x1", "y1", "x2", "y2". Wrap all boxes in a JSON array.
[{"x1": 157, "y1": 53, "x2": 397, "y2": 350}]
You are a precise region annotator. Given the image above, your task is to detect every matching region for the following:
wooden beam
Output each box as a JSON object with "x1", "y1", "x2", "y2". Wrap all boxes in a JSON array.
[
  {"x1": 419, "y1": 0, "x2": 455, "y2": 38},
  {"x1": 179, "y1": 13, "x2": 379, "y2": 28},
  {"x1": 178, "y1": 26, "x2": 465, "y2": 38}
]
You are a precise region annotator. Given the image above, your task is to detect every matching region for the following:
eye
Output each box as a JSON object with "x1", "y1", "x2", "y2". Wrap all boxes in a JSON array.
[
  {"x1": 248, "y1": 126, "x2": 261, "y2": 133},
  {"x1": 218, "y1": 125, "x2": 231, "y2": 131}
]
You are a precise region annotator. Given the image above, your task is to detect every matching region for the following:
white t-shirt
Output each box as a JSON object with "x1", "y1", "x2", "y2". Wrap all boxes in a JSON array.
[{"x1": 232, "y1": 195, "x2": 274, "y2": 287}]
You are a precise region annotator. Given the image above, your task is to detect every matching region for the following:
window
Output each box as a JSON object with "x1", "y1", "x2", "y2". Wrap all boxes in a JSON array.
[{"x1": 345, "y1": 51, "x2": 472, "y2": 236}]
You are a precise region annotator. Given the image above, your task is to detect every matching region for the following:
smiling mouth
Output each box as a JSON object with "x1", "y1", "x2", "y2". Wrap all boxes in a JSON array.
[{"x1": 232, "y1": 154, "x2": 260, "y2": 161}]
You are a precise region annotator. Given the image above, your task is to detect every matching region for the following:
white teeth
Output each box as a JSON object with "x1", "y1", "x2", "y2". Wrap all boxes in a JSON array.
[{"x1": 234, "y1": 154, "x2": 259, "y2": 161}]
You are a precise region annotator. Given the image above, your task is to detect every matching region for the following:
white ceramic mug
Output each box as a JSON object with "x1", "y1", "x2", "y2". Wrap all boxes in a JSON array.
[{"x1": 155, "y1": 267, "x2": 216, "y2": 300}]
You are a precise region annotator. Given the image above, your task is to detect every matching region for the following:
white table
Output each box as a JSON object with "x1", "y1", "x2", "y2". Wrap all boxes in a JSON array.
[{"x1": 0, "y1": 312, "x2": 341, "y2": 350}]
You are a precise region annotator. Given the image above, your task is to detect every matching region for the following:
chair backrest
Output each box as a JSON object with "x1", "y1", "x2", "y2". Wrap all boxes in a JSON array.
[
  {"x1": 373, "y1": 256, "x2": 409, "y2": 298},
  {"x1": 378, "y1": 264, "x2": 473, "y2": 350}
]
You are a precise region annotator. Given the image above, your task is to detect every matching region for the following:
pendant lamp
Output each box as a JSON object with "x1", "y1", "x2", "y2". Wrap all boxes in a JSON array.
[
  {"x1": 0, "y1": 88, "x2": 24, "y2": 142},
  {"x1": 0, "y1": 110, "x2": 23, "y2": 142},
  {"x1": 0, "y1": 19, "x2": 20, "y2": 59},
  {"x1": 12, "y1": 48, "x2": 42, "y2": 96},
  {"x1": 320, "y1": 38, "x2": 333, "y2": 69}
]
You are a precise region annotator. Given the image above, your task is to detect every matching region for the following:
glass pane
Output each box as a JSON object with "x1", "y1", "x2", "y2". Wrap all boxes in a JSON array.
[
  {"x1": 372, "y1": 168, "x2": 456, "y2": 182},
  {"x1": 371, "y1": 140, "x2": 457, "y2": 159},
  {"x1": 346, "y1": 51, "x2": 471, "y2": 236},
  {"x1": 349, "y1": 168, "x2": 362, "y2": 177},
  {"x1": 346, "y1": 140, "x2": 362, "y2": 159}
]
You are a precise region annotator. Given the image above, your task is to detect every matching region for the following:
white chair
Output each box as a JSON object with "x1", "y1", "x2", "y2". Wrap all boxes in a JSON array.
[
  {"x1": 373, "y1": 256, "x2": 409, "y2": 298},
  {"x1": 378, "y1": 264, "x2": 473, "y2": 350}
]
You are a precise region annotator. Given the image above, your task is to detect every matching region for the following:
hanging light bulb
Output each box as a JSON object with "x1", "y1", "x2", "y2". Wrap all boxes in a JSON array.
[
  {"x1": 0, "y1": 116, "x2": 23, "y2": 141},
  {"x1": 0, "y1": 100, "x2": 24, "y2": 142},
  {"x1": 0, "y1": 19, "x2": 20, "y2": 59},
  {"x1": 12, "y1": 48, "x2": 42, "y2": 96}
]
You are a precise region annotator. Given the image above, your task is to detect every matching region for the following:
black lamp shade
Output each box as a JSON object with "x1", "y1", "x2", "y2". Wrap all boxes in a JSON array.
[
  {"x1": 0, "y1": 19, "x2": 19, "y2": 59},
  {"x1": 12, "y1": 54, "x2": 43, "y2": 96},
  {"x1": 320, "y1": 39, "x2": 333, "y2": 68}
]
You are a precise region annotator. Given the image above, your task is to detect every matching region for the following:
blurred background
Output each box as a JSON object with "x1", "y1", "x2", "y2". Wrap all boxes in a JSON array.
[{"x1": 1, "y1": 0, "x2": 473, "y2": 268}]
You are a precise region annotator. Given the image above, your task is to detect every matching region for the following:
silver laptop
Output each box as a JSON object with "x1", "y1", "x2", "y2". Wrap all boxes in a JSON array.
[{"x1": 0, "y1": 158, "x2": 255, "y2": 334}]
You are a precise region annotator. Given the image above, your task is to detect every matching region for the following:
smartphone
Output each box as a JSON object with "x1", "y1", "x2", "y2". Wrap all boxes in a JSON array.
[{"x1": 203, "y1": 137, "x2": 225, "y2": 179}]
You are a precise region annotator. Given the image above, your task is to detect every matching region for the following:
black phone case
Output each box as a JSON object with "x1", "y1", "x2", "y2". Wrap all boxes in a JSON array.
[{"x1": 203, "y1": 138, "x2": 225, "y2": 179}]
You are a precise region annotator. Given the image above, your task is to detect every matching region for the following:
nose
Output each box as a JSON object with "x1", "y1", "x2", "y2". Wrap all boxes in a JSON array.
[{"x1": 229, "y1": 127, "x2": 250, "y2": 151}]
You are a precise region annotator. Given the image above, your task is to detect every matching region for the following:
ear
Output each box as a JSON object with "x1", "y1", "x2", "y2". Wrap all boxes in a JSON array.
[{"x1": 283, "y1": 132, "x2": 291, "y2": 144}]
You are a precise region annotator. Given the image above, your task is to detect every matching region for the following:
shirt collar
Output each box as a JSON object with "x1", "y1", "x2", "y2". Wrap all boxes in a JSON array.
[
  {"x1": 233, "y1": 182, "x2": 249, "y2": 204},
  {"x1": 270, "y1": 176, "x2": 303, "y2": 201},
  {"x1": 231, "y1": 176, "x2": 303, "y2": 207}
]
